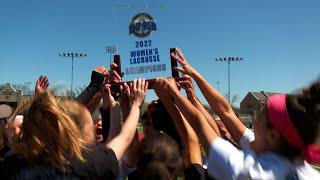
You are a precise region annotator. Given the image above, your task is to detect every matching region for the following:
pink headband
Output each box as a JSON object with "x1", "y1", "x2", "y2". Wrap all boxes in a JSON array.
[
  {"x1": 267, "y1": 94, "x2": 304, "y2": 149},
  {"x1": 267, "y1": 94, "x2": 320, "y2": 164}
]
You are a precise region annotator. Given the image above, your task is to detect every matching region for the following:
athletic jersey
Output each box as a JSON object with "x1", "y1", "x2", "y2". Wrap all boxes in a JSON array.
[{"x1": 208, "y1": 128, "x2": 320, "y2": 179}]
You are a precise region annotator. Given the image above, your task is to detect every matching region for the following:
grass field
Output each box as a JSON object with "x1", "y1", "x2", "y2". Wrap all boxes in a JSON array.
[
  {"x1": 137, "y1": 126, "x2": 143, "y2": 134},
  {"x1": 314, "y1": 165, "x2": 320, "y2": 171}
]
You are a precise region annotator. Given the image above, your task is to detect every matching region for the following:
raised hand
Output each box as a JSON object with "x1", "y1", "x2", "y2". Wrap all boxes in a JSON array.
[
  {"x1": 154, "y1": 77, "x2": 179, "y2": 96},
  {"x1": 166, "y1": 77, "x2": 180, "y2": 93},
  {"x1": 120, "y1": 83, "x2": 130, "y2": 102},
  {"x1": 129, "y1": 78, "x2": 148, "y2": 107},
  {"x1": 93, "y1": 65, "x2": 120, "y2": 85},
  {"x1": 171, "y1": 48, "x2": 194, "y2": 76},
  {"x1": 119, "y1": 82, "x2": 131, "y2": 116},
  {"x1": 35, "y1": 75, "x2": 49, "y2": 95},
  {"x1": 106, "y1": 63, "x2": 122, "y2": 84},
  {"x1": 178, "y1": 75, "x2": 195, "y2": 98},
  {"x1": 154, "y1": 77, "x2": 165, "y2": 95},
  {"x1": 101, "y1": 84, "x2": 117, "y2": 109}
]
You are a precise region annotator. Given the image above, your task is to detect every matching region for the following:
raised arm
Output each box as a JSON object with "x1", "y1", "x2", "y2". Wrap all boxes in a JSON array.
[
  {"x1": 179, "y1": 75, "x2": 221, "y2": 137},
  {"x1": 75, "y1": 66, "x2": 107, "y2": 104},
  {"x1": 157, "y1": 78, "x2": 217, "y2": 153},
  {"x1": 77, "y1": 64, "x2": 122, "y2": 115},
  {"x1": 101, "y1": 84, "x2": 121, "y2": 142},
  {"x1": 154, "y1": 78, "x2": 202, "y2": 165},
  {"x1": 119, "y1": 82, "x2": 131, "y2": 119},
  {"x1": 119, "y1": 82, "x2": 140, "y2": 168},
  {"x1": 172, "y1": 49, "x2": 246, "y2": 144},
  {"x1": 86, "y1": 92, "x2": 102, "y2": 114},
  {"x1": 106, "y1": 79, "x2": 148, "y2": 160},
  {"x1": 35, "y1": 75, "x2": 49, "y2": 95}
]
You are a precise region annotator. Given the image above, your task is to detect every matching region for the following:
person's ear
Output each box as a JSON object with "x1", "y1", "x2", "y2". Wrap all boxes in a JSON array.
[{"x1": 267, "y1": 128, "x2": 282, "y2": 148}]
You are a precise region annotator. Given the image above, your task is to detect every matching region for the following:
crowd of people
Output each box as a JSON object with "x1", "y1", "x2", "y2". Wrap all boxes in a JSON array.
[{"x1": 0, "y1": 48, "x2": 320, "y2": 179}]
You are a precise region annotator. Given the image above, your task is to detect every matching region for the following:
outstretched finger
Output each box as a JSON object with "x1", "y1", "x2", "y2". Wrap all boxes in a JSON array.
[
  {"x1": 174, "y1": 67, "x2": 186, "y2": 74},
  {"x1": 44, "y1": 81, "x2": 49, "y2": 89},
  {"x1": 120, "y1": 84, "x2": 126, "y2": 94},
  {"x1": 105, "y1": 86, "x2": 111, "y2": 95},
  {"x1": 110, "y1": 63, "x2": 118, "y2": 70},
  {"x1": 176, "y1": 48, "x2": 186, "y2": 61},
  {"x1": 136, "y1": 78, "x2": 141, "y2": 90},
  {"x1": 171, "y1": 52, "x2": 184, "y2": 64},
  {"x1": 129, "y1": 82, "x2": 133, "y2": 92},
  {"x1": 140, "y1": 78, "x2": 145, "y2": 90},
  {"x1": 133, "y1": 79, "x2": 137, "y2": 92},
  {"x1": 43, "y1": 77, "x2": 49, "y2": 85},
  {"x1": 110, "y1": 70, "x2": 121, "y2": 82},
  {"x1": 144, "y1": 81, "x2": 148, "y2": 92},
  {"x1": 120, "y1": 84, "x2": 124, "y2": 94},
  {"x1": 40, "y1": 76, "x2": 47, "y2": 86},
  {"x1": 38, "y1": 76, "x2": 43, "y2": 84},
  {"x1": 124, "y1": 82, "x2": 130, "y2": 96},
  {"x1": 180, "y1": 74, "x2": 192, "y2": 80}
]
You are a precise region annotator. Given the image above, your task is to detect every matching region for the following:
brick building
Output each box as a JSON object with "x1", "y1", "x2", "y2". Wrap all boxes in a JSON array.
[
  {"x1": 0, "y1": 83, "x2": 32, "y2": 111},
  {"x1": 240, "y1": 91, "x2": 278, "y2": 128}
]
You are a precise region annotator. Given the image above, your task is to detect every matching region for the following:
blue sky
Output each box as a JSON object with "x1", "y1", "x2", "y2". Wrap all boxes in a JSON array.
[{"x1": 1, "y1": 0, "x2": 319, "y2": 106}]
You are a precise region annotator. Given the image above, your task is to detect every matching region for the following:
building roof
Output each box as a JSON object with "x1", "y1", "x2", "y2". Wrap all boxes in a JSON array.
[
  {"x1": 0, "y1": 83, "x2": 18, "y2": 94},
  {"x1": 250, "y1": 91, "x2": 278, "y2": 101}
]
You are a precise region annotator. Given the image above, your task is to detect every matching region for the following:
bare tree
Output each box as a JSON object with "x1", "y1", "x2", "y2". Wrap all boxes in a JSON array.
[{"x1": 224, "y1": 94, "x2": 239, "y2": 108}]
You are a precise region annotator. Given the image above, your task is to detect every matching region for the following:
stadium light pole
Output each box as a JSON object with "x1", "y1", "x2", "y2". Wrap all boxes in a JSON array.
[
  {"x1": 105, "y1": 45, "x2": 117, "y2": 66},
  {"x1": 24, "y1": 82, "x2": 31, "y2": 95},
  {"x1": 59, "y1": 52, "x2": 87, "y2": 97},
  {"x1": 215, "y1": 57, "x2": 243, "y2": 104},
  {"x1": 216, "y1": 81, "x2": 221, "y2": 93}
]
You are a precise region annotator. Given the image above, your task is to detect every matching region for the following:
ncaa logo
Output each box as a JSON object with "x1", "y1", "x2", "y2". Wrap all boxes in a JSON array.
[{"x1": 129, "y1": 12, "x2": 157, "y2": 38}]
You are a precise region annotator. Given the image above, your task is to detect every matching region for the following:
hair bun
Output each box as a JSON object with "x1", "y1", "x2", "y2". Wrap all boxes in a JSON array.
[
  {"x1": 298, "y1": 82, "x2": 320, "y2": 114},
  {"x1": 309, "y1": 82, "x2": 320, "y2": 102},
  {"x1": 300, "y1": 81, "x2": 320, "y2": 115}
]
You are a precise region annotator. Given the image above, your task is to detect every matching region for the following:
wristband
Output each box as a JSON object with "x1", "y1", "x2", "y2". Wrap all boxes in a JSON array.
[{"x1": 90, "y1": 71, "x2": 105, "y2": 86}]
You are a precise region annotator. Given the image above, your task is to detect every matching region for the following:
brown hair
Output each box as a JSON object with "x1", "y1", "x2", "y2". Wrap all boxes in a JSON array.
[
  {"x1": 15, "y1": 92, "x2": 86, "y2": 170},
  {"x1": 9, "y1": 96, "x2": 34, "y2": 122},
  {"x1": 136, "y1": 132, "x2": 182, "y2": 180},
  {"x1": 269, "y1": 82, "x2": 320, "y2": 160}
]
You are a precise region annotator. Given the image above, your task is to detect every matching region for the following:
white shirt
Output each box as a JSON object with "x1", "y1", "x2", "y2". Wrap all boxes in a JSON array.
[{"x1": 208, "y1": 128, "x2": 320, "y2": 180}]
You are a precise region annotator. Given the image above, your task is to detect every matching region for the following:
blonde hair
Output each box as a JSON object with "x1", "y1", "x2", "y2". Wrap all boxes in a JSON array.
[
  {"x1": 8, "y1": 96, "x2": 34, "y2": 123},
  {"x1": 16, "y1": 92, "x2": 86, "y2": 170},
  {"x1": 59, "y1": 100, "x2": 95, "y2": 144}
]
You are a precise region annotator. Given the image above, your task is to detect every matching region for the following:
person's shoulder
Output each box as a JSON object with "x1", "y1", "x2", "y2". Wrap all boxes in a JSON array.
[
  {"x1": 1, "y1": 154, "x2": 80, "y2": 179},
  {"x1": 238, "y1": 152, "x2": 293, "y2": 179},
  {"x1": 73, "y1": 144, "x2": 119, "y2": 179},
  {"x1": 93, "y1": 144, "x2": 119, "y2": 177},
  {"x1": 257, "y1": 152, "x2": 293, "y2": 170},
  {"x1": 294, "y1": 161, "x2": 320, "y2": 180}
]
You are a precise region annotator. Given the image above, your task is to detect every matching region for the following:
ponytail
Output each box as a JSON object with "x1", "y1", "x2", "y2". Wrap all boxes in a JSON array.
[{"x1": 285, "y1": 81, "x2": 320, "y2": 163}]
